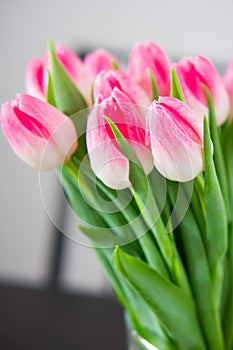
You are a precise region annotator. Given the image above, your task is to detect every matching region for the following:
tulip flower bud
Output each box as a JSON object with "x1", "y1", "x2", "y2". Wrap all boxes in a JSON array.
[
  {"x1": 128, "y1": 41, "x2": 171, "y2": 100},
  {"x1": 147, "y1": 97, "x2": 204, "y2": 182},
  {"x1": 223, "y1": 60, "x2": 233, "y2": 119},
  {"x1": 1, "y1": 94, "x2": 77, "y2": 170},
  {"x1": 173, "y1": 55, "x2": 229, "y2": 125},
  {"x1": 83, "y1": 49, "x2": 121, "y2": 77},
  {"x1": 86, "y1": 88, "x2": 153, "y2": 189},
  {"x1": 93, "y1": 69, "x2": 151, "y2": 107},
  {"x1": 26, "y1": 44, "x2": 91, "y2": 103}
]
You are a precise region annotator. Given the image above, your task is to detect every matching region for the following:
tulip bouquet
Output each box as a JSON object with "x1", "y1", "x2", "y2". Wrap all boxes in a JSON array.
[{"x1": 1, "y1": 41, "x2": 233, "y2": 350}]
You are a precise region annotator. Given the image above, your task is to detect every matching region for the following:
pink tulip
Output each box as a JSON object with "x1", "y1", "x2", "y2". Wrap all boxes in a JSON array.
[
  {"x1": 223, "y1": 60, "x2": 233, "y2": 118},
  {"x1": 128, "y1": 41, "x2": 171, "y2": 100},
  {"x1": 1, "y1": 94, "x2": 77, "y2": 169},
  {"x1": 93, "y1": 69, "x2": 151, "y2": 107},
  {"x1": 26, "y1": 44, "x2": 91, "y2": 103},
  {"x1": 86, "y1": 88, "x2": 153, "y2": 189},
  {"x1": 147, "y1": 97, "x2": 204, "y2": 182},
  {"x1": 173, "y1": 55, "x2": 229, "y2": 125},
  {"x1": 83, "y1": 49, "x2": 121, "y2": 77}
]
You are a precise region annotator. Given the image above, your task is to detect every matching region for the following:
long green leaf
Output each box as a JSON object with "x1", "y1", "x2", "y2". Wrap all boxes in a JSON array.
[
  {"x1": 170, "y1": 68, "x2": 185, "y2": 101},
  {"x1": 222, "y1": 121, "x2": 233, "y2": 220},
  {"x1": 60, "y1": 165, "x2": 106, "y2": 228},
  {"x1": 222, "y1": 224, "x2": 233, "y2": 350},
  {"x1": 168, "y1": 181, "x2": 224, "y2": 350},
  {"x1": 149, "y1": 69, "x2": 159, "y2": 100},
  {"x1": 204, "y1": 116, "x2": 228, "y2": 306},
  {"x1": 114, "y1": 247, "x2": 206, "y2": 350},
  {"x1": 98, "y1": 249, "x2": 176, "y2": 350},
  {"x1": 203, "y1": 86, "x2": 229, "y2": 217}
]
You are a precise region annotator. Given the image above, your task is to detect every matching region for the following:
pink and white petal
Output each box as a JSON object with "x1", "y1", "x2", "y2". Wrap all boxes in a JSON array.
[
  {"x1": 128, "y1": 140, "x2": 154, "y2": 175},
  {"x1": 149, "y1": 115, "x2": 203, "y2": 181},
  {"x1": 25, "y1": 57, "x2": 47, "y2": 99},
  {"x1": 214, "y1": 86, "x2": 230, "y2": 125},
  {"x1": 148, "y1": 98, "x2": 204, "y2": 181},
  {"x1": 1, "y1": 95, "x2": 78, "y2": 170},
  {"x1": 114, "y1": 70, "x2": 151, "y2": 107},
  {"x1": 155, "y1": 97, "x2": 203, "y2": 141},
  {"x1": 17, "y1": 94, "x2": 71, "y2": 131},
  {"x1": 145, "y1": 41, "x2": 171, "y2": 96},
  {"x1": 91, "y1": 141, "x2": 130, "y2": 190},
  {"x1": 111, "y1": 87, "x2": 146, "y2": 126},
  {"x1": 128, "y1": 43, "x2": 154, "y2": 99},
  {"x1": 56, "y1": 44, "x2": 83, "y2": 84},
  {"x1": 224, "y1": 60, "x2": 233, "y2": 117},
  {"x1": 151, "y1": 134, "x2": 203, "y2": 181},
  {"x1": 84, "y1": 49, "x2": 121, "y2": 76}
]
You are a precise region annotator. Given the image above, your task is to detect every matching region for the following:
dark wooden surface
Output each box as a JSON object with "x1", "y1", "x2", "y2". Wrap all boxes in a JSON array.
[{"x1": 0, "y1": 285, "x2": 127, "y2": 350}]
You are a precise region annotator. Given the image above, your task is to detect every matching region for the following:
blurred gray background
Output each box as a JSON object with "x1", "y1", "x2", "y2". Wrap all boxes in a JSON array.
[{"x1": 1, "y1": 0, "x2": 233, "y2": 294}]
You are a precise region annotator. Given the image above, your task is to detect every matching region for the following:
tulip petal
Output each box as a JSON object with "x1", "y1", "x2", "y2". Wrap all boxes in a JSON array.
[
  {"x1": 94, "y1": 69, "x2": 150, "y2": 107},
  {"x1": 84, "y1": 49, "x2": 120, "y2": 76},
  {"x1": 25, "y1": 57, "x2": 47, "y2": 99},
  {"x1": 148, "y1": 97, "x2": 204, "y2": 182},
  {"x1": 128, "y1": 42, "x2": 171, "y2": 100},
  {"x1": 1, "y1": 94, "x2": 77, "y2": 170},
  {"x1": 87, "y1": 89, "x2": 153, "y2": 189},
  {"x1": 56, "y1": 44, "x2": 82, "y2": 84},
  {"x1": 174, "y1": 55, "x2": 229, "y2": 125},
  {"x1": 224, "y1": 60, "x2": 233, "y2": 118}
]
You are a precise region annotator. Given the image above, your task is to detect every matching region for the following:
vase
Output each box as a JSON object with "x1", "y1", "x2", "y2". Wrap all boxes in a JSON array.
[
  {"x1": 127, "y1": 334, "x2": 160, "y2": 350},
  {"x1": 125, "y1": 313, "x2": 160, "y2": 350}
]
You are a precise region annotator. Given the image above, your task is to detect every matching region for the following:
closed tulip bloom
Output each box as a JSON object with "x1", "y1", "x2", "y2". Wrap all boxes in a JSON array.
[
  {"x1": 128, "y1": 41, "x2": 171, "y2": 100},
  {"x1": 1, "y1": 94, "x2": 77, "y2": 170},
  {"x1": 84, "y1": 49, "x2": 121, "y2": 77},
  {"x1": 86, "y1": 88, "x2": 153, "y2": 189},
  {"x1": 173, "y1": 55, "x2": 229, "y2": 125},
  {"x1": 93, "y1": 69, "x2": 151, "y2": 107},
  {"x1": 26, "y1": 44, "x2": 90, "y2": 103},
  {"x1": 223, "y1": 60, "x2": 233, "y2": 118},
  {"x1": 147, "y1": 97, "x2": 204, "y2": 182}
]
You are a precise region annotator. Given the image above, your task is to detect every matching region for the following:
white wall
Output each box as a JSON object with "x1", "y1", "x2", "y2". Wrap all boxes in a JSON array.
[{"x1": 1, "y1": 0, "x2": 233, "y2": 292}]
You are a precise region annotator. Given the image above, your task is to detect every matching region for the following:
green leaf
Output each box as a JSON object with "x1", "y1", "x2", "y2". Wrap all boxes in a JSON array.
[
  {"x1": 111, "y1": 60, "x2": 119, "y2": 70},
  {"x1": 168, "y1": 181, "x2": 224, "y2": 350},
  {"x1": 60, "y1": 164, "x2": 106, "y2": 228},
  {"x1": 149, "y1": 69, "x2": 159, "y2": 100},
  {"x1": 114, "y1": 247, "x2": 206, "y2": 350},
  {"x1": 48, "y1": 41, "x2": 87, "y2": 115},
  {"x1": 124, "y1": 306, "x2": 176, "y2": 350},
  {"x1": 203, "y1": 86, "x2": 229, "y2": 217},
  {"x1": 222, "y1": 223, "x2": 233, "y2": 350},
  {"x1": 78, "y1": 225, "x2": 117, "y2": 247},
  {"x1": 221, "y1": 121, "x2": 233, "y2": 217},
  {"x1": 170, "y1": 68, "x2": 185, "y2": 101},
  {"x1": 98, "y1": 249, "x2": 175, "y2": 350},
  {"x1": 191, "y1": 176, "x2": 206, "y2": 241},
  {"x1": 204, "y1": 116, "x2": 228, "y2": 306},
  {"x1": 94, "y1": 248, "x2": 127, "y2": 308},
  {"x1": 46, "y1": 70, "x2": 56, "y2": 106}
]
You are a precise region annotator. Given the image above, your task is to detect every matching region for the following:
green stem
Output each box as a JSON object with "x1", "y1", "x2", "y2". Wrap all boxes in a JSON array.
[{"x1": 222, "y1": 224, "x2": 233, "y2": 350}]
